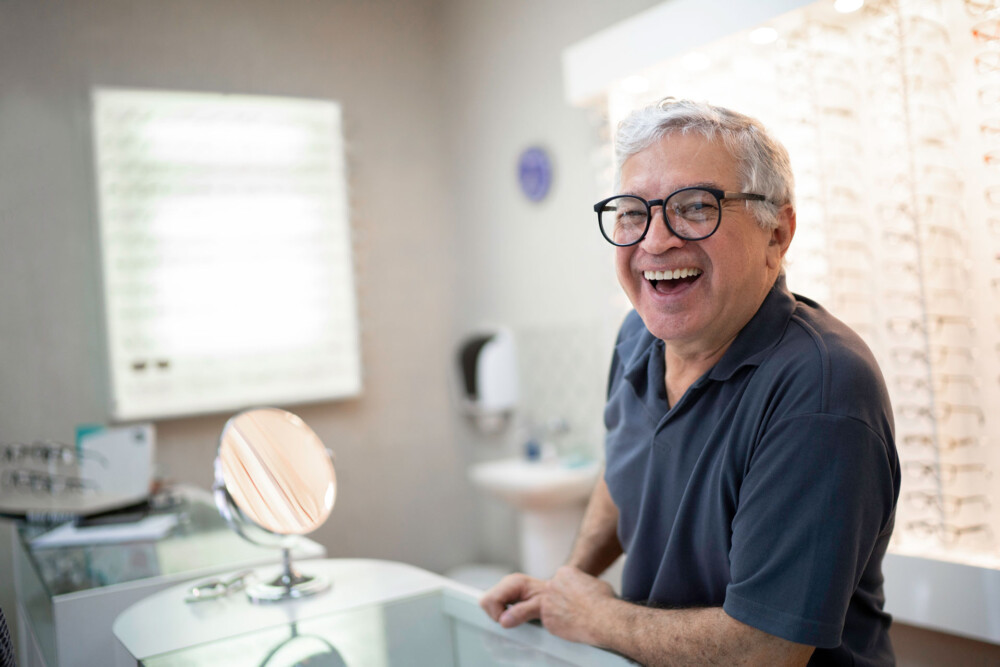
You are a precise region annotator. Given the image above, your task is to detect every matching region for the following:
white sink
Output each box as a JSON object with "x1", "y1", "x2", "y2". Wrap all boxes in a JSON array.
[{"x1": 468, "y1": 457, "x2": 601, "y2": 511}]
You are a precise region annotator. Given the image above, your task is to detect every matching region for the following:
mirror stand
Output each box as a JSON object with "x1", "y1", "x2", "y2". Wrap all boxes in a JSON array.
[
  {"x1": 214, "y1": 408, "x2": 338, "y2": 605},
  {"x1": 247, "y1": 547, "x2": 331, "y2": 603}
]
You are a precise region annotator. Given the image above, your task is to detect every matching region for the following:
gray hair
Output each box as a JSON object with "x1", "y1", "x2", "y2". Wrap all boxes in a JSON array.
[{"x1": 614, "y1": 98, "x2": 794, "y2": 231}]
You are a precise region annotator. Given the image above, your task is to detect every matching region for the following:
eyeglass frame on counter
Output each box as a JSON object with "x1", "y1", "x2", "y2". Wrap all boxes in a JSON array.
[
  {"x1": 1, "y1": 468, "x2": 99, "y2": 495},
  {"x1": 0, "y1": 440, "x2": 107, "y2": 468}
]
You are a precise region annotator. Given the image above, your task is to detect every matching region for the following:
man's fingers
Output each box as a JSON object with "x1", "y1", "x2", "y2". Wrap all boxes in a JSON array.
[
  {"x1": 499, "y1": 597, "x2": 542, "y2": 628},
  {"x1": 479, "y1": 574, "x2": 539, "y2": 621},
  {"x1": 480, "y1": 591, "x2": 509, "y2": 622}
]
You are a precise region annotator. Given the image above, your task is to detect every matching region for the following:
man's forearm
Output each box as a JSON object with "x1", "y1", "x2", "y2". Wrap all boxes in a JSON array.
[
  {"x1": 590, "y1": 600, "x2": 814, "y2": 667},
  {"x1": 566, "y1": 476, "x2": 623, "y2": 576}
]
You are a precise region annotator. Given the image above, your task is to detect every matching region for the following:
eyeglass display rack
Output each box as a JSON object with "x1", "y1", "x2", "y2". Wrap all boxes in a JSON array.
[{"x1": 587, "y1": 0, "x2": 1000, "y2": 644}]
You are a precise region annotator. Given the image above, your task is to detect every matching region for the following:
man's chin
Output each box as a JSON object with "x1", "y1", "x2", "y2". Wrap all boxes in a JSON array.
[{"x1": 637, "y1": 311, "x2": 701, "y2": 344}]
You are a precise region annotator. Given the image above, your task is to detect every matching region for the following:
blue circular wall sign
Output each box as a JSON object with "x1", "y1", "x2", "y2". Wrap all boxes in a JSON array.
[{"x1": 517, "y1": 146, "x2": 553, "y2": 202}]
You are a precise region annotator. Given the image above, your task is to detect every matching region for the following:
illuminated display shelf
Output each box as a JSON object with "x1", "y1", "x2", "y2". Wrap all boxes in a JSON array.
[{"x1": 91, "y1": 88, "x2": 361, "y2": 420}]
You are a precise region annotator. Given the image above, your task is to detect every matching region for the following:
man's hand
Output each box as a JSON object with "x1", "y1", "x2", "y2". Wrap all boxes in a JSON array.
[
  {"x1": 539, "y1": 566, "x2": 616, "y2": 645},
  {"x1": 479, "y1": 573, "x2": 547, "y2": 628},
  {"x1": 480, "y1": 566, "x2": 616, "y2": 645}
]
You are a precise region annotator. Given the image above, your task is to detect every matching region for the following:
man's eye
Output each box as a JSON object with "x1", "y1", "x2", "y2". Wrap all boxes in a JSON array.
[
  {"x1": 684, "y1": 202, "x2": 712, "y2": 212},
  {"x1": 679, "y1": 202, "x2": 717, "y2": 216}
]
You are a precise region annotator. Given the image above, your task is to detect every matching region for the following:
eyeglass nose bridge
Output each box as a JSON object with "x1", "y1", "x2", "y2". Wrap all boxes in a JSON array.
[{"x1": 642, "y1": 198, "x2": 684, "y2": 242}]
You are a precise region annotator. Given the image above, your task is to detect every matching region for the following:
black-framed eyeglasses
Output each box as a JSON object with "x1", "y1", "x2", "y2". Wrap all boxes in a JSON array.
[{"x1": 594, "y1": 187, "x2": 767, "y2": 246}]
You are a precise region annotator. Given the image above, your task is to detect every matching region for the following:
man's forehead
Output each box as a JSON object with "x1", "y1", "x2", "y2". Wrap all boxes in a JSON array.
[
  {"x1": 635, "y1": 132, "x2": 733, "y2": 163},
  {"x1": 620, "y1": 134, "x2": 736, "y2": 191}
]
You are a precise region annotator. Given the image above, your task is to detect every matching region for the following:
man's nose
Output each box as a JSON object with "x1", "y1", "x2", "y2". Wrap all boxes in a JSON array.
[{"x1": 640, "y1": 208, "x2": 685, "y2": 254}]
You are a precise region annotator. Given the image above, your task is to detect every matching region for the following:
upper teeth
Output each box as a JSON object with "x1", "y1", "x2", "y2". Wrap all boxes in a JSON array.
[{"x1": 644, "y1": 268, "x2": 703, "y2": 280}]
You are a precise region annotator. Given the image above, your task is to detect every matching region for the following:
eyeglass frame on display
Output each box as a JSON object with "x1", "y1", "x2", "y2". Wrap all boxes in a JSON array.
[
  {"x1": 965, "y1": 0, "x2": 1000, "y2": 18},
  {"x1": 0, "y1": 469, "x2": 99, "y2": 495},
  {"x1": 906, "y1": 490, "x2": 991, "y2": 513},
  {"x1": 0, "y1": 441, "x2": 107, "y2": 468},
  {"x1": 972, "y1": 16, "x2": 1000, "y2": 41},
  {"x1": 886, "y1": 314, "x2": 975, "y2": 337},
  {"x1": 902, "y1": 461, "x2": 991, "y2": 482},
  {"x1": 898, "y1": 402, "x2": 985, "y2": 425},
  {"x1": 905, "y1": 519, "x2": 994, "y2": 545},
  {"x1": 185, "y1": 569, "x2": 257, "y2": 603},
  {"x1": 900, "y1": 434, "x2": 983, "y2": 451},
  {"x1": 890, "y1": 344, "x2": 976, "y2": 366}
]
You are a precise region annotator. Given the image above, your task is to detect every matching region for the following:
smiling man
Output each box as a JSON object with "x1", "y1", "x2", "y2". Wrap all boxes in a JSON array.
[{"x1": 481, "y1": 99, "x2": 901, "y2": 666}]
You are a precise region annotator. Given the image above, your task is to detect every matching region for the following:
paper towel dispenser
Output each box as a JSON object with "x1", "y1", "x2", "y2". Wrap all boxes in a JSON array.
[{"x1": 458, "y1": 329, "x2": 518, "y2": 433}]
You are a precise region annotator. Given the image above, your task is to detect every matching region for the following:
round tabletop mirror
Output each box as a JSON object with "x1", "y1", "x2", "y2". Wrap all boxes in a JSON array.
[{"x1": 214, "y1": 407, "x2": 336, "y2": 603}]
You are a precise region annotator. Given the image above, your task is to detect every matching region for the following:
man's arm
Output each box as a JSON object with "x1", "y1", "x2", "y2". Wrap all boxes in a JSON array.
[
  {"x1": 481, "y1": 478, "x2": 814, "y2": 664},
  {"x1": 540, "y1": 567, "x2": 815, "y2": 667},
  {"x1": 565, "y1": 475, "x2": 622, "y2": 576}
]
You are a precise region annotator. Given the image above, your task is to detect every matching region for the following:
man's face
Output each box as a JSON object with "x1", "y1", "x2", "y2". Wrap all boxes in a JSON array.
[{"x1": 615, "y1": 132, "x2": 789, "y2": 350}]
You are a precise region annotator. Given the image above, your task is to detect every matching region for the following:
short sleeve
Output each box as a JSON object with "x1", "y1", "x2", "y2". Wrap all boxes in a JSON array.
[{"x1": 722, "y1": 414, "x2": 896, "y2": 648}]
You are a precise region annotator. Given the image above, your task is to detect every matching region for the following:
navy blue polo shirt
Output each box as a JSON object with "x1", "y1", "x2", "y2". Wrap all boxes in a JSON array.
[{"x1": 604, "y1": 276, "x2": 900, "y2": 666}]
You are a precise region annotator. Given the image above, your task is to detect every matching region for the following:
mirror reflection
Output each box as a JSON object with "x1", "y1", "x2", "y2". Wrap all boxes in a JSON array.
[{"x1": 219, "y1": 407, "x2": 336, "y2": 535}]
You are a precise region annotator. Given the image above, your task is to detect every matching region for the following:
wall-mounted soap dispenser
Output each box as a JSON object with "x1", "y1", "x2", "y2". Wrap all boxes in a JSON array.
[{"x1": 457, "y1": 329, "x2": 518, "y2": 433}]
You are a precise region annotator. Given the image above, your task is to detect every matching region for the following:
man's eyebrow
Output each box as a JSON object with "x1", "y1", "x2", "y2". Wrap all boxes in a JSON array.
[
  {"x1": 681, "y1": 181, "x2": 721, "y2": 190},
  {"x1": 619, "y1": 182, "x2": 721, "y2": 196}
]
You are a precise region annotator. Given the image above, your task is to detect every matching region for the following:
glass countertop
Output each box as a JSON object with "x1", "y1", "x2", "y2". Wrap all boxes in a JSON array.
[
  {"x1": 115, "y1": 560, "x2": 631, "y2": 667},
  {"x1": 142, "y1": 592, "x2": 454, "y2": 667}
]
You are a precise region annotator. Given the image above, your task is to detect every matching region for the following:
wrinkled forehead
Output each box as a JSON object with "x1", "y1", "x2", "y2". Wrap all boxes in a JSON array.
[{"x1": 619, "y1": 132, "x2": 739, "y2": 195}]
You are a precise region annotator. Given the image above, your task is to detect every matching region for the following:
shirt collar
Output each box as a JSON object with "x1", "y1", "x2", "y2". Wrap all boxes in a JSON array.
[
  {"x1": 615, "y1": 314, "x2": 660, "y2": 393},
  {"x1": 705, "y1": 273, "x2": 795, "y2": 382}
]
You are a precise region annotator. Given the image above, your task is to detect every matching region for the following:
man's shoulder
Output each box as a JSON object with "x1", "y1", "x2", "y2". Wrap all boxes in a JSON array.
[
  {"x1": 758, "y1": 295, "x2": 891, "y2": 421},
  {"x1": 783, "y1": 295, "x2": 881, "y2": 373}
]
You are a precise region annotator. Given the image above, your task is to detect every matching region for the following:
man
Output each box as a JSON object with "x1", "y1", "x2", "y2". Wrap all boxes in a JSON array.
[{"x1": 481, "y1": 99, "x2": 900, "y2": 666}]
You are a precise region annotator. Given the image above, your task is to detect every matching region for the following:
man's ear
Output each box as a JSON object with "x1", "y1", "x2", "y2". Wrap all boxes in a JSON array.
[{"x1": 767, "y1": 204, "x2": 796, "y2": 268}]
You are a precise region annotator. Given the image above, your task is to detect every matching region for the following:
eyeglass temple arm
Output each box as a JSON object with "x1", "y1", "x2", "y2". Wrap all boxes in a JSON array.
[
  {"x1": 594, "y1": 192, "x2": 767, "y2": 206},
  {"x1": 722, "y1": 192, "x2": 767, "y2": 201}
]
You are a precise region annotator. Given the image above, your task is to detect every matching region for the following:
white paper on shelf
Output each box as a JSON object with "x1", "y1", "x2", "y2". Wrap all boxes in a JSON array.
[
  {"x1": 30, "y1": 514, "x2": 178, "y2": 549},
  {"x1": 79, "y1": 423, "x2": 155, "y2": 498}
]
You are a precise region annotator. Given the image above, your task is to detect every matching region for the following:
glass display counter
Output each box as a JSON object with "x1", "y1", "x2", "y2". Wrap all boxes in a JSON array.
[
  {"x1": 113, "y1": 559, "x2": 633, "y2": 667},
  {"x1": 12, "y1": 486, "x2": 325, "y2": 667}
]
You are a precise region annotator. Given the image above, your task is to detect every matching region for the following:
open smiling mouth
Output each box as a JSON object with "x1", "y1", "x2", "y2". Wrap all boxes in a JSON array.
[{"x1": 644, "y1": 268, "x2": 703, "y2": 293}]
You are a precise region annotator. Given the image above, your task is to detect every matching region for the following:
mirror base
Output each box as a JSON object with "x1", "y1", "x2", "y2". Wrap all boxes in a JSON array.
[{"x1": 246, "y1": 569, "x2": 331, "y2": 604}]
